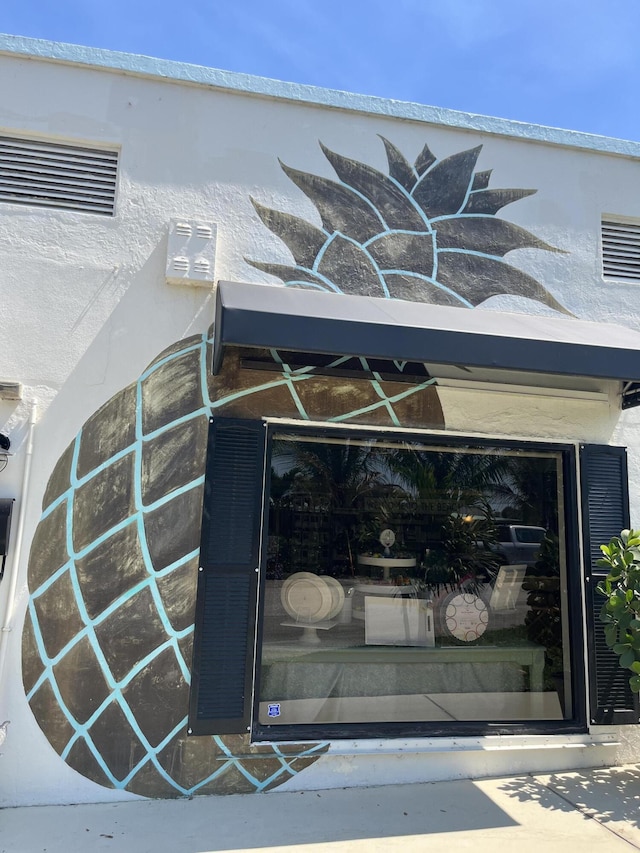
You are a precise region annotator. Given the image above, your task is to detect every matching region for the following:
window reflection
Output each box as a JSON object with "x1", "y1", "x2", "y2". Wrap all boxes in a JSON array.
[{"x1": 259, "y1": 432, "x2": 569, "y2": 730}]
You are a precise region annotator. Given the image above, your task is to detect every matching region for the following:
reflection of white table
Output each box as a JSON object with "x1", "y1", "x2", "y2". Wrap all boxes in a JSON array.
[
  {"x1": 280, "y1": 619, "x2": 338, "y2": 646},
  {"x1": 357, "y1": 555, "x2": 416, "y2": 580},
  {"x1": 264, "y1": 644, "x2": 546, "y2": 693}
]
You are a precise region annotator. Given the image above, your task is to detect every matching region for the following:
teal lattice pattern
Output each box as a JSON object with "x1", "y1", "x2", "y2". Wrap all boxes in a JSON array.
[{"x1": 22, "y1": 330, "x2": 437, "y2": 796}]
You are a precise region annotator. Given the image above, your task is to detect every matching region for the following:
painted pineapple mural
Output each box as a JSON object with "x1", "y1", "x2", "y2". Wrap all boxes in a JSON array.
[
  {"x1": 248, "y1": 137, "x2": 569, "y2": 313},
  {"x1": 22, "y1": 137, "x2": 568, "y2": 797}
]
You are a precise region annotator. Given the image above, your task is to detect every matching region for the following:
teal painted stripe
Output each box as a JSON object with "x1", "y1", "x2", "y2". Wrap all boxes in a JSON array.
[
  {"x1": 138, "y1": 341, "x2": 204, "y2": 383},
  {"x1": 198, "y1": 333, "x2": 214, "y2": 411},
  {"x1": 41, "y1": 405, "x2": 210, "y2": 521},
  {"x1": 436, "y1": 247, "x2": 508, "y2": 261},
  {"x1": 210, "y1": 736, "x2": 278, "y2": 790},
  {"x1": 29, "y1": 560, "x2": 73, "y2": 598},
  {"x1": 269, "y1": 351, "x2": 311, "y2": 420},
  {"x1": 154, "y1": 547, "x2": 201, "y2": 578},
  {"x1": 369, "y1": 373, "x2": 401, "y2": 426},
  {"x1": 141, "y1": 407, "x2": 209, "y2": 442},
  {"x1": 210, "y1": 372, "x2": 314, "y2": 408},
  {"x1": 272, "y1": 742, "x2": 329, "y2": 759},
  {"x1": 382, "y1": 177, "x2": 434, "y2": 231},
  {"x1": 287, "y1": 265, "x2": 343, "y2": 294},
  {"x1": 283, "y1": 280, "x2": 333, "y2": 293},
  {"x1": 328, "y1": 376, "x2": 436, "y2": 423},
  {"x1": 140, "y1": 475, "x2": 205, "y2": 514},
  {"x1": 379, "y1": 268, "x2": 473, "y2": 307},
  {"x1": 70, "y1": 517, "x2": 138, "y2": 563},
  {"x1": 362, "y1": 227, "x2": 433, "y2": 248}
]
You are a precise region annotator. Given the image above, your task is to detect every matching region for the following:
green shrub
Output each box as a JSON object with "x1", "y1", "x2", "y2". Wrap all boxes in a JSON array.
[{"x1": 597, "y1": 529, "x2": 640, "y2": 693}]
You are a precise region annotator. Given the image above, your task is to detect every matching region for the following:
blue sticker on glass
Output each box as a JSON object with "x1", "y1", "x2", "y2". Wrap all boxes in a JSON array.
[{"x1": 267, "y1": 703, "x2": 281, "y2": 718}]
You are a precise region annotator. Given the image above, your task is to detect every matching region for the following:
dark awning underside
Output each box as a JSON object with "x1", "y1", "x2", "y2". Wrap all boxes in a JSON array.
[{"x1": 213, "y1": 281, "x2": 640, "y2": 408}]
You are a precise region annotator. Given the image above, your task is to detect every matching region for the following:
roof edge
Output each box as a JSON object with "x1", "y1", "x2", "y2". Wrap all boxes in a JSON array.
[{"x1": 2, "y1": 32, "x2": 640, "y2": 159}]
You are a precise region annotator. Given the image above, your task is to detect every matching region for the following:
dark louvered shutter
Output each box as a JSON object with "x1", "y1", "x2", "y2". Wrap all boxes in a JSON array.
[
  {"x1": 580, "y1": 444, "x2": 639, "y2": 724},
  {"x1": 189, "y1": 418, "x2": 266, "y2": 734}
]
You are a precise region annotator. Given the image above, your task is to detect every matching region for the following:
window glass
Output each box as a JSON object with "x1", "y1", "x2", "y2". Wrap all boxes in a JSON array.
[
  {"x1": 514, "y1": 527, "x2": 546, "y2": 544},
  {"x1": 258, "y1": 431, "x2": 571, "y2": 730}
]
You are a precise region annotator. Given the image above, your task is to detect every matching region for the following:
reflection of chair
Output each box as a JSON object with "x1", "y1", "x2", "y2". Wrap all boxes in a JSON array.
[{"x1": 489, "y1": 564, "x2": 526, "y2": 611}]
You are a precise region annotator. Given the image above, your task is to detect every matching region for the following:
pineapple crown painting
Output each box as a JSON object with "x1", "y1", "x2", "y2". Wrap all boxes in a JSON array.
[
  {"x1": 21, "y1": 136, "x2": 569, "y2": 799},
  {"x1": 247, "y1": 136, "x2": 570, "y2": 314}
]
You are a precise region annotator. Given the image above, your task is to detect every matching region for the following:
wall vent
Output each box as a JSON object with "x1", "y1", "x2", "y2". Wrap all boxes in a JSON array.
[
  {"x1": 602, "y1": 216, "x2": 640, "y2": 282},
  {"x1": 0, "y1": 135, "x2": 118, "y2": 215}
]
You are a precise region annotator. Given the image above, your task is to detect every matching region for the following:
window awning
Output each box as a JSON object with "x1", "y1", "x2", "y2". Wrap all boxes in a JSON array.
[{"x1": 213, "y1": 281, "x2": 640, "y2": 408}]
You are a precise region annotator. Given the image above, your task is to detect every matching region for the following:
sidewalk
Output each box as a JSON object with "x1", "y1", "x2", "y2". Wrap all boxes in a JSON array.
[{"x1": 3, "y1": 765, "x2": 640, "y2": 852}]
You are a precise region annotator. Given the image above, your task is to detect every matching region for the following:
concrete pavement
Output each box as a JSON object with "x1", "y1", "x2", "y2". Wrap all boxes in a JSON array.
[{"x1": 2, "y1": 765, "x2": 640, "y2": 852}]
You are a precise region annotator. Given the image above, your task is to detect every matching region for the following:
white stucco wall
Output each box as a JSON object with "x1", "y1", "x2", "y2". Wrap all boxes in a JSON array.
[{"x1": 2, "y1": 37, "x2": 640, "y2": 806}]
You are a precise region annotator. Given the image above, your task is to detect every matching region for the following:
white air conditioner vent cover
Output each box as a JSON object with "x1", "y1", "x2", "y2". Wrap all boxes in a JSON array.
[
  {"x1": 0, "y1": 135, "x2": 118, "y2": 215},
  {"x1": 602, "y1": 217, "x2": 640, "y2": 282}
]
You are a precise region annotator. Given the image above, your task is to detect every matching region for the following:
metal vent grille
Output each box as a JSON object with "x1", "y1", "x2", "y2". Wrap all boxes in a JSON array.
[
  {"x1": 0, "y1": 135, "x2": 118, "y2": 215},
  {"x1": 602, "y1": 217, "x2": 640, "y2": 281}
]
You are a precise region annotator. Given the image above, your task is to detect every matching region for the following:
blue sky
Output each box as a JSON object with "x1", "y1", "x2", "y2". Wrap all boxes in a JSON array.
[{"x1": 2, "y1": 0, "x2": 640, "y2": 141}]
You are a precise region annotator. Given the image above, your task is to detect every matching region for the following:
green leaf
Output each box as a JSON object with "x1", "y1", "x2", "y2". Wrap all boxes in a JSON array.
[
  {"x1": 613, "y1": 643, "x2": 631, "y2": 655},
  {"x1": 620, "y1": 649, "x2": 636, "y2": 669},
  {"x1": 619, "y1": 612, "x2": 633, "y2": 631},
  {"x1": 630, "y1": 675, "x2": 640, "y2": 693},
  {"x1": 604, "y1": 623, "x2": 618, "y2": 646}
]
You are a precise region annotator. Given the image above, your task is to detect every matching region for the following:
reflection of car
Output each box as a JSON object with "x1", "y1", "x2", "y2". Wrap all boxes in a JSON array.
[{"x1": 495, "y1": 524, "x2": 546, "y2": 567}]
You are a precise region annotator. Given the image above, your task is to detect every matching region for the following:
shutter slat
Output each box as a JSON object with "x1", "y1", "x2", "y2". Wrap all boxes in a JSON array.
[
  {"x1": 0, "y1": 161, "x2": 117, "y2": 181},
  {"x1": 0, "y1": 135, "x2": 118, "y2": 215},
  {"x1": 0, "y1": 150, "x2": 118, "y2": 169},
  {"x1": 196, "y1": 575, "x2": 251, "y2": 719},
  {"x1": 580, "y1": 444, "x2": 638, "y2": 724},
  {"x1": 0, "y1": 137, "x2": 118, "y2": 161},
  {"x1": 602, "y1": 223, "x2": 640, "y2": 234},
  {"x1": 0, "y1": 179, "x2": 117, "y2": 201},
  {"x1": 189, "y1": 418, "x2": 265, "y2": 735},
  {"x1": 0, "y1": 195, "x2": 114, "y2": 213},
  {"x1": 203, "y1": 428, "x2": 265, "y2": 567},
  {"x1": 602, "y1": 243, "x2": 640, "y2": 257},
  {"x1": 602, "y1": 217, "x2": 640, "y2": 281},
  {"x1": 589, "y1": 576, "x2": 636, "y2": 712}
]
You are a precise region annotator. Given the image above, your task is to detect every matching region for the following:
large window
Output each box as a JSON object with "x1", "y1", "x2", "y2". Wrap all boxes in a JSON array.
[{"x1": 256, "y1": 427, "x2": 577, "y2": 736}]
